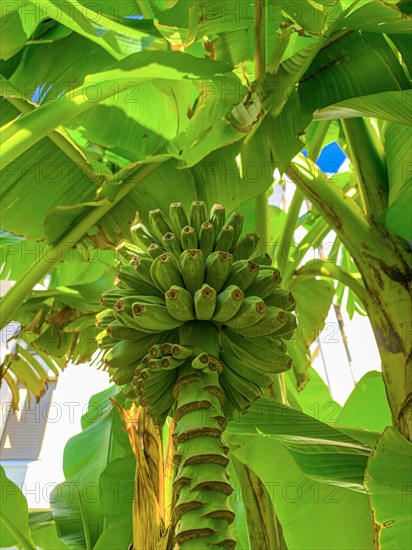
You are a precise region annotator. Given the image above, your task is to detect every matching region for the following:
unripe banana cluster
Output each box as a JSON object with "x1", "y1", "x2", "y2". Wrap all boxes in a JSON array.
[
  {"x1": 96, "y1": 201, "x2": 296, "y2": 421},
  {"x1": 96, "y1": 201, "x2": 297, "y2": 549}
]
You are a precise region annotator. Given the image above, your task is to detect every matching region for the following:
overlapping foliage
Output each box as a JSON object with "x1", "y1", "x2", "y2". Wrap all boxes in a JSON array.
[{"x1": 0, "y1": 0, "x2": 411, "y2": 548}]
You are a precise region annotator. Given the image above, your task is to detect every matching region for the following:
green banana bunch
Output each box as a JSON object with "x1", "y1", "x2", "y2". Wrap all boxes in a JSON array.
[{"x1": 96, "y1": 200, "x2": 298, "y2": 550}]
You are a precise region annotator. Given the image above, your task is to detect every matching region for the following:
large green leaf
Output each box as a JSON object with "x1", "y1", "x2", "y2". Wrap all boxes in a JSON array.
[
  {"x1": 0, "y1": 466, "x2": 36, "y2": 549},
  {"x1": 299, "y1": 31, "x2": 409, "y2": 128},
  {"x1": 50, "y1": 387, "x2": 132, "y2": 549},
  {"x1": 376, "y1": 122, "x2": 412, "y2": 240},
  {"x1": 227, "y1": 397, "x2": 372, "y2": 490},
  {"x1": 96, "y1": 456, "x2": 135, "y2": 549},
  {"x1": 365, "y1": 427, "x2": 412, "y2": 550},
  {"x1": 231, "y1": 437, "x2": 373, "y2": 549},
  {"x1": 10, "y1": 33, "x2": 114, "y2": 102},
  {"x1": 338, "y1": 371, "x2": 392, "y2": 432},
  {"x1": 0, "y1": 100, "x2": 97, "y2": 241},
  {"x1": 315, "y1": 91, "x2": 412, "y2": 125},
  {"x1": 1, "y1": 51, "x2": 235, "y2": 167}
]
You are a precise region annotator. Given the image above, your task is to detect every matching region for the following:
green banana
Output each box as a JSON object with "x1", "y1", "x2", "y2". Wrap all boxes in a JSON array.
[
  {"x1": 128, "y1": 255, "x2": 153, "y2": 284},
  {"x1": 251, "y1": 252, "x2": 272, "y2": 266},
  {"x1": 146, "y1": 382, "x2": 176, "y2": 422},
  {"x1": 199, "y1": 222, "x2": 215, "y2": 258},
  {"x1": 169, "y1": 202, "x2": 189, "y2": 239},
  {"x1": 244, "y1": 269, "x2": 282, "y2": 298},
  {"x1": 212, "y1": 285, "x2": 244, "y2": 323},
  {"x1": 207, "y1": 354, "x2": 224, "y2": 373},
  {"x1": 96, "y1": 329, "x2": 112, "y2": 349},
  {"x1": 264, "y1": 289, "x2": 296, "y2": 311},
  {"x1": 130, "y1": 222, "x2": 157, "y2": 250},
  {"x1": 192, "y1": 352, "x2": 210, "y2": 370},
  {"x1": 137, "y1": 370, "x2": 176, "y2": 393},
  {"x1": 104, "y1": 338, "x2": 157, "y2": 369},
  {"x1": 137, "y1": 366, "x2": 168, "y2": 381},
  {"x1": 148, "y1": 344, "x2": 163, "y2": 358},
  {"x1": 123, "y1": 382, "x2": 138, "y2": 400},
  {"x1": 106, "y1": 320, "x2": 150, "y2": 341},
  {"x1": 240, "y1": 306, "x2": 288, "y2": 338},
  {"x1": 132, "y1": 302, "x2": 184, "y2": 332},
  {"x1": 115, "y1": 265, "x2": 163, "y2": 297},
  {"x1": 161, "y1": 343, "x2": 174, "y2": 356},
  {"x1": 166, "y1": 286, "x2": 196, "y2": 321},
  {"x1": 100, "y1": 289, "x2": 136, "y2": 308},
  {"x1": 116, "y1": 241, "x2": 143, "y2": 263},
  {"x1": 160, "y1": 356, "x2": 185, "y2": 370},
  {"x1": 162, "y1": 232, "x2": 182, "y2": 256},
  {"x1": 180, "y1": 249, "x2": 205, "y2": 294},
  {"x1": 138, "y1": 373, "x2": 176, "y2": 402},
  {"x1": 209, "y1": 204, "x2": 226, "y2": 236},
  {"x1": 113, "y1": 298, "x2": 167, "y2": 331},
  {"x1": 232, "y1": 232, "x2": 260, "y2": 261},
  {"x1": 219, "y1": 348, "x2": 273, "y2": 388},
  {"x1": 150, "y1": 252, "x2": 184, "y2": 292},
  {"x1": 220, "y1": 331, "x2": 291, "y2": 373},
  {"x1": 204, "y1": 251, "x2": 233, "y2": 293},
  {"x1": 223, "y1": 296, "x2": 267, "y2": 329},
  {"x1": 148, "y1": 243, "x2": 163, "y2": 259},
  {"x1": 194, "y1": 284, "x2": 217, "y2": 320},
  {"x1": 149, "y1": 208, "x2": 173, "y2": 241},
  {"x1": 112, "y1": 363, "x2": 136, "y2": 386},
  {"x1": 95, "y1": 308, "x2": 116, "y2": 329},
  {"x1": 171, "y1": 344, "x2": 194, "y2": 360},
  {"x1": 221, "y1": 378, "x2": 253, "y2": 412},
  {"x1": 181, "y1": 225, "x2": 198, "y2": 250},
  {"x1": 225, "y1": 259, "x2": 260, "y2": 290},
  {"x1": 271, "y1": 311, "x2": 297, "y2": 339},
  {"x1": 144, "y1": 373, "x2": 176, "y2": 405},
  {"x1": 113, "y1": 299, "x2": 144, "y2": 330},
  {"x1": 225, "y1": 211, "x2": 244, "y2": 245},
  {"x1": 220, "y1": 361, "x2": 262, "y2": 404},
  {"x1": 190, "y1": 200, "x2": 208, "y2": 236},
  {"x1": 214, "y1": 224, "x2": 234, "y2": 252}
]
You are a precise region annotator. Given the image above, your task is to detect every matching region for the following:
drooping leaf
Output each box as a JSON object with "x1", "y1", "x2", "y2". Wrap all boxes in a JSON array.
[
  {"x1": 230, "y1": 437, "x2": 373, "y2": 550},
  {"x1": 227, "y1": 397, "x2": 373, "y2": 491}
]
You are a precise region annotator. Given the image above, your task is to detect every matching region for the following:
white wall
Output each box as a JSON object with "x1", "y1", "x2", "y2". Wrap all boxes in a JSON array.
[{"x1": 1, "y1": 362, "x2": 110, "y2": 508}]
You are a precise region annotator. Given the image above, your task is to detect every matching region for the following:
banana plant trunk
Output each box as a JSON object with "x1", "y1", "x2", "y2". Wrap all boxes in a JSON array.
[
  {"x1": 288, "y1": 160, "x2": 412, "y2": 441},
  {"x1": 361, "y1": 274, "x2": 411, "y2": 441}
]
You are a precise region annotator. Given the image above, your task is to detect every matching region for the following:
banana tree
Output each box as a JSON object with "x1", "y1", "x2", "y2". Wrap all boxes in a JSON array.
[{"x1": 0, "y1": 0, "x2": 411, "y2": 548}]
